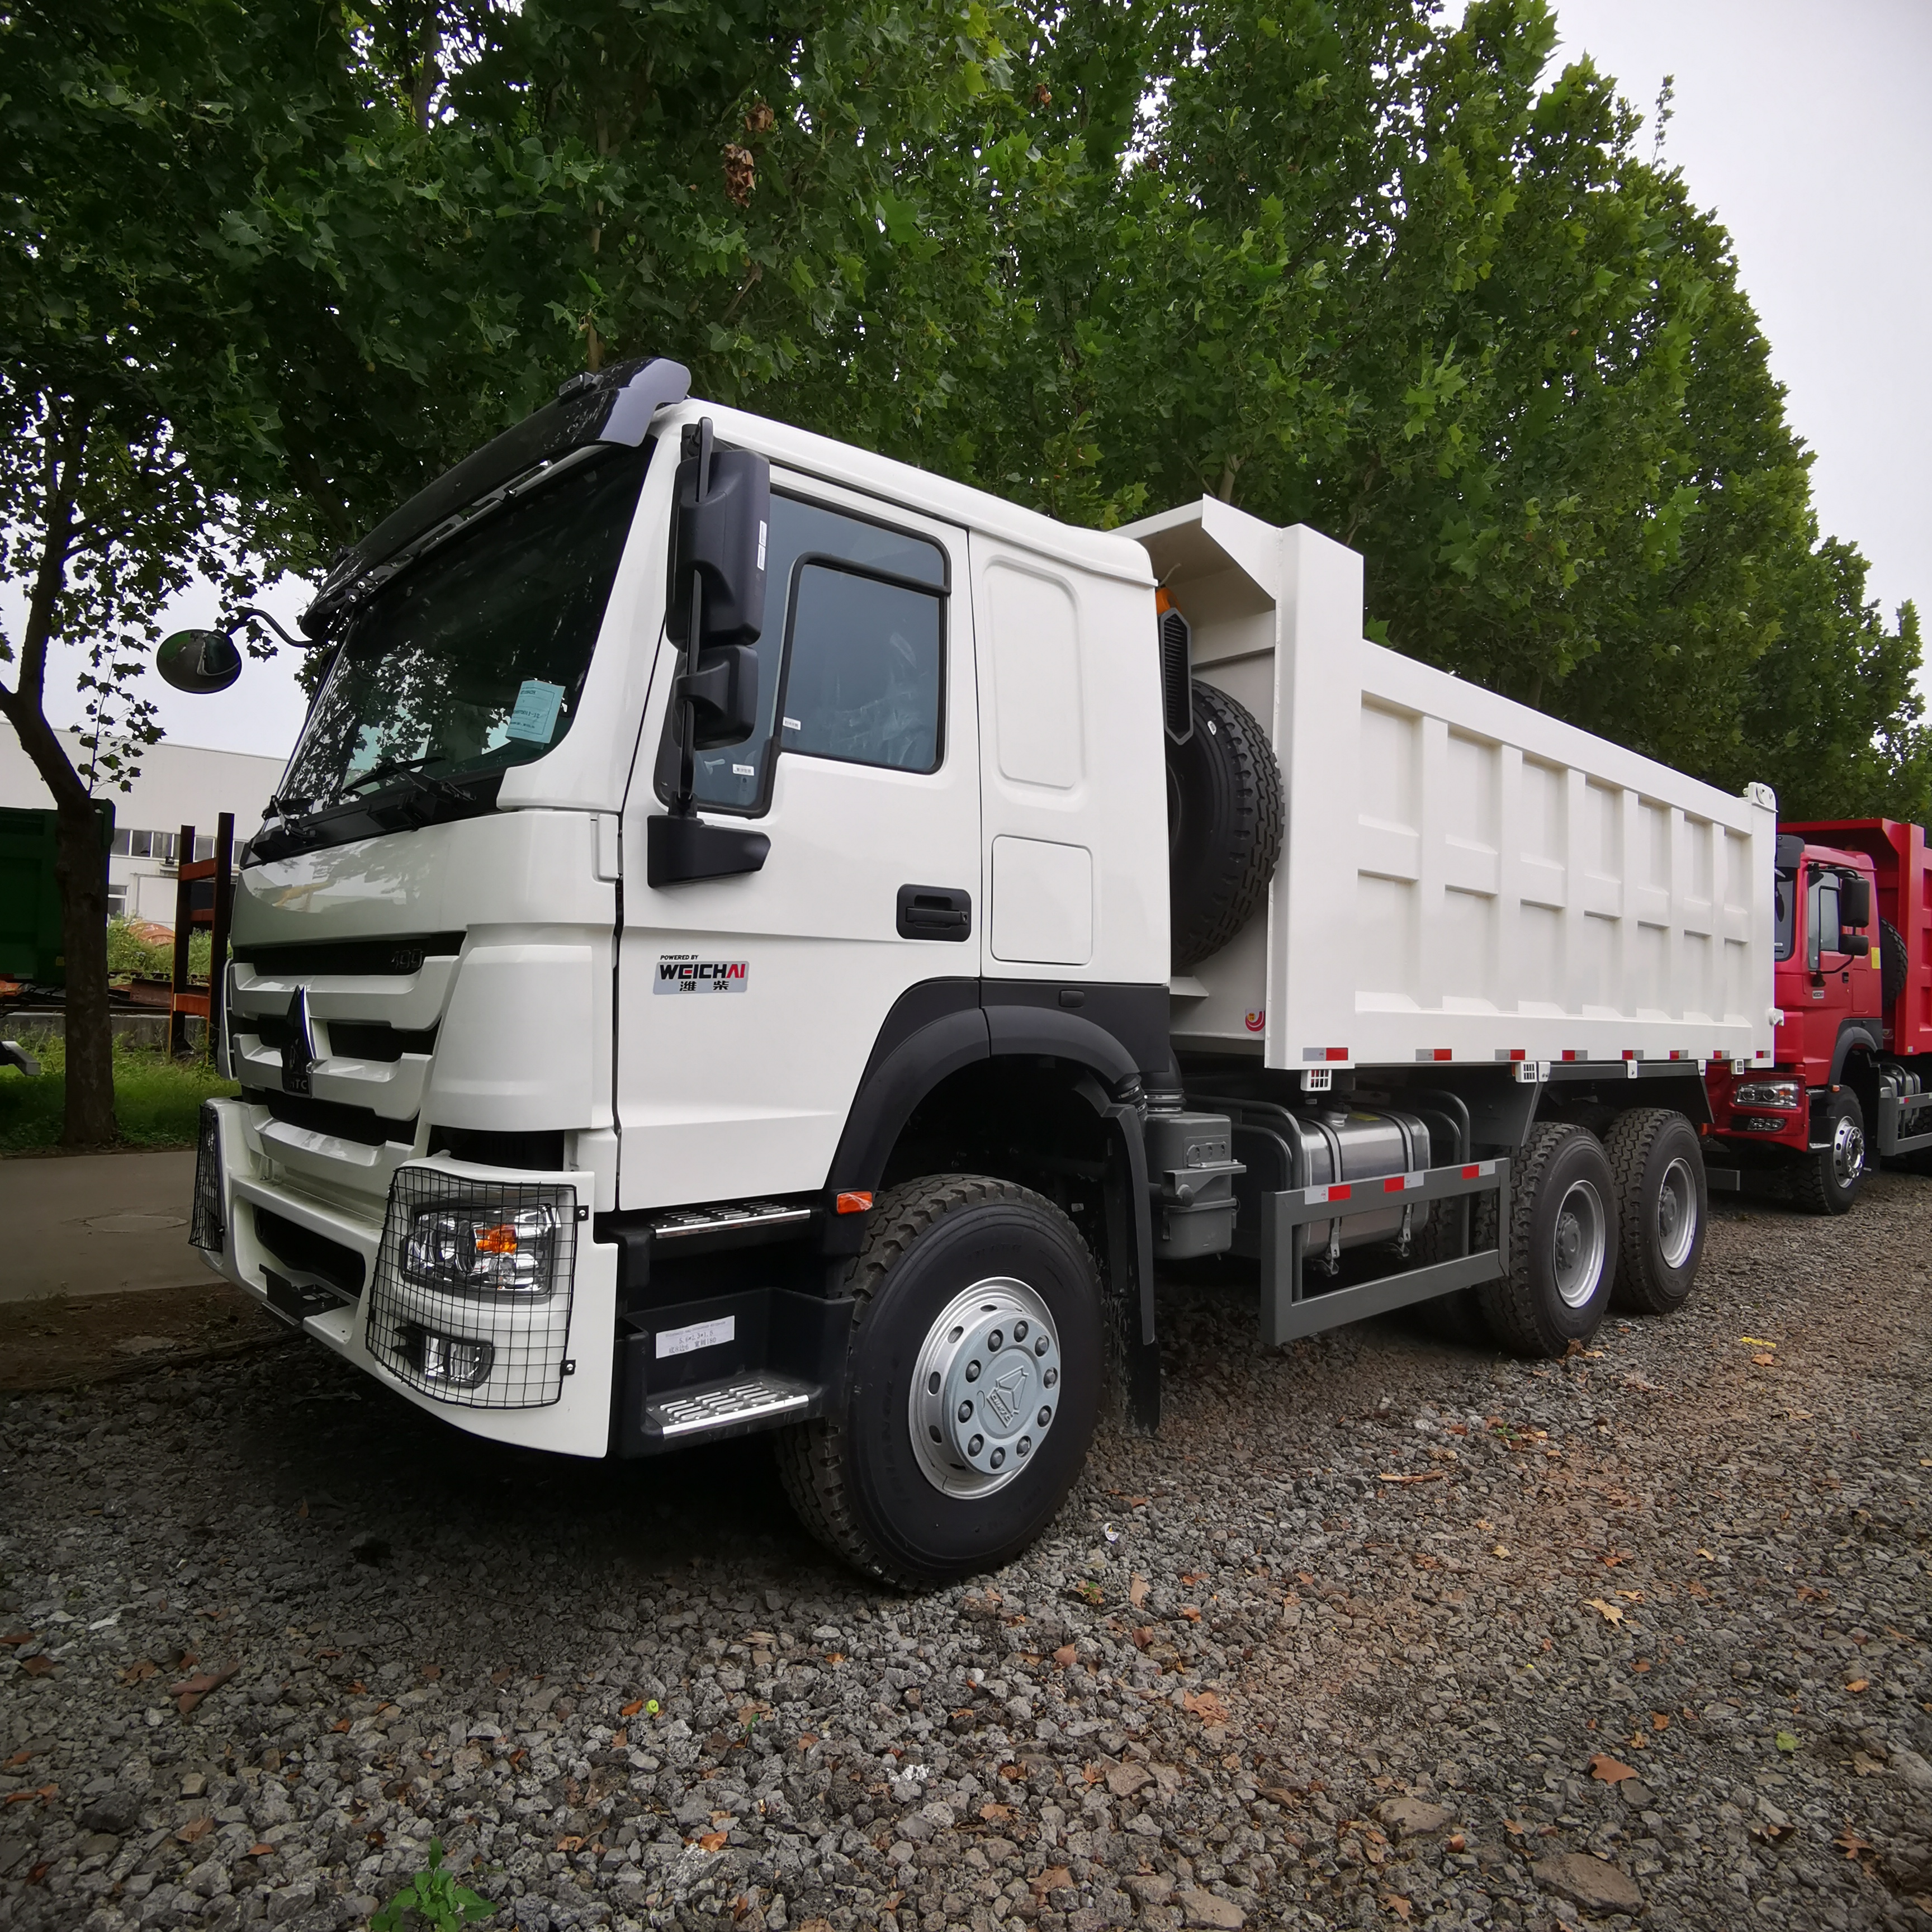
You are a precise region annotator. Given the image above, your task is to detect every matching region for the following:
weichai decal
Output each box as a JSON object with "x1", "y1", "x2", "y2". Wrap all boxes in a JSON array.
[{"x1": 654, "y1": 955, "x2": 749, "y2": 995}]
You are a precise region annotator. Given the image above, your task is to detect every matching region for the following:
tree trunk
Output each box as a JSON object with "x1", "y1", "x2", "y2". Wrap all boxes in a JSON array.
[{"x1": 54, "y1": 793, "x2": 117, "y2": 1147}]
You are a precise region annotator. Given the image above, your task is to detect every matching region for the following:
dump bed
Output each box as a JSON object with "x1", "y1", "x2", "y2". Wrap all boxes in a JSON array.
[
  {"x1": 1786, "y1": 818, "x2": 1932, "y2": 1057},
  {"x1": 1125, "y1": 500, "x2": 1779, "y2": 1072}
]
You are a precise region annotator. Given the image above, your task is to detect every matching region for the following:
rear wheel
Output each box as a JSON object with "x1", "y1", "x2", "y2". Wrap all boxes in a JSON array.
[
  {"x1": 1478, "y1": 1123, "x2": 1617, "y2": 1356},
  {"x1": 1604, "y1": 1109, "x2": 1707, "y2": 1315},
  {"x1": 775, "y1": 1175, "x2": 1101, "y2": 1588},
  {"x1": 1793, "y1": 1090, "x2": 1865, "y2": 1214}
]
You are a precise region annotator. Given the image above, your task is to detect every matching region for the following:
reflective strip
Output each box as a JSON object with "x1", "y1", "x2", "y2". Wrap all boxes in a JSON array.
[
  {"x1": 1417, "y1": 1047, "x2": 1452, "y2": 1061},
  {"x1": 1495, "y1": 1048, "x2": 1527, "y2": 1061}
]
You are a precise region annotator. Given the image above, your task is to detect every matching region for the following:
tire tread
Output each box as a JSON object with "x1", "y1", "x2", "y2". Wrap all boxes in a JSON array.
[
  {"x1": 1603, "y1": 1107, "x2": 1702, "y2": 1315},
  {"x1": 1477, "y1": 1121, "x2": 1608, "y2": 1357}
]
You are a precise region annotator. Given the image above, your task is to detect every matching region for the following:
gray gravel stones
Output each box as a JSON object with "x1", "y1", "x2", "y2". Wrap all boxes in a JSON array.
[{"x1": 3, "y1": 1172, "x2": 1930, "y2": 1932}]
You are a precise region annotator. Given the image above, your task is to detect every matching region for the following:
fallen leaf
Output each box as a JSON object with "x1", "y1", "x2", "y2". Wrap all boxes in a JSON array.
[
  {"x1": 1179, "y1": 1571, "x2": 1205, "y2": 1585},
  {"x1": 796, "y1": 1735, "x2": 819, "y2": 1750},
  {"x1": 1835, "y1": 1831, "x2": 1875, "y2": 1858},
  {"x1": 1775, "y1": 1732, "x2": 1800, "y2": 1753},
  {"x1": 1053, "y1": 1645, "x2": 1077, "y2": 1668},
  {"x1": 621, "y1": 1699, "x2": 645, "y2": 1717},
  {"x1": 1181, "y1": 1688, "x2": 1230, "y2": 1726},
  {"x1": 999, "y1": 1762, "x2": 1024, "y2": 1781},
  {"x1": 169, "y1": 1663, "x2": 240, "y2": 1716},
  {"x1": 1697, "y1": 1548, "x2": 1716, "y2": 1561},
  {"x1": 1651, "y1": 1713, "x2": 1670, "y2": 1732},
  {"x1": 420, "y1": 1665, "x2": 441, "y2": 1681},
  {"x1": 1376, "y1": 1471, "x2": 1443, "y2": 1484},
  {"x1": 557, "y1": 1835, "x2": 585, "y2": 1852},
  {"x1": 1847, "y1": 1679, "x2": 1870, "y2": 1694},
  {"x1": 17, "y1": 1655, "x2": 57, "y2": 1677},
  {"x1": 1503, "y1": 1819, "x2": 1530, "y2": 1837},
  {"x1": 119, "y1": 1660, "x2": 160, "y2": 1685},
  {"x1": 697, "y1": 1832, "x2": 727, "y2": 1853},
  {"x1": 331, "y1": 1718, "x2": 351, "y2": 1734},
  {"x1": 3, "y1": 1750, "x2": 31, "y2": 1768},
  {"x1": 248, "y1": 1843, "x2": 274, "y2": 1858},
  {"x1": 1491, "y1": 1545, "x2": 1510, "y2": 1557},
  {"x1": 0, "y1": 1633, "x2": 34, "y2": 1647},
  {"x1": 1383, "y1": 1896, "x2": 1413, "y2": 1921},
  {"x1": 1179, "y1": 1606, "x2": 1201, "y2": 1623},
  {"x1": 1585, "y1": 1599, "x2": 1626, "y2": 1626},
  {"x1": 1588, "y1": 1754, "x2": 1639, "y2": 1785},
  {"x1": 823, "y1": 1652, "x2": 845, "y2": 1666},
  {"x1": 1632, "y1": 1658, "x2": 1651, "y2": 1674},
  {"x1": 5, "y1": 1786, "x2": 56, "y2": 1806},
  {"x1": 1030, "y1": 1865, "x2": 1073, "y2": 1897},
  {"x1": 1128, "y1": 1575, "x2": 1149, "y2": 1608},
  {"x1": 1752, "y1": 1353, "x2": 1777, "y2": 1367},
  {"x1": 176, "y1": 1817, "x2": 213, "y2": 1844},
  {"x1": 978, "y1": 1802, "x2": 1013, "y2": 1824}
]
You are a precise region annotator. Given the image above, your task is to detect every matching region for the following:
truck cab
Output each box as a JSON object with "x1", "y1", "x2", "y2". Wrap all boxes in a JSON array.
[{"x1": 1706, "y1": 819, "x2": 1932, "y2": 1208}]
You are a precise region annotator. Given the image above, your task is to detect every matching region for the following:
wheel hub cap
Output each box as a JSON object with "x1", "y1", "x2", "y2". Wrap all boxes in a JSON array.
[
  {"x1": 1552, "y1": 1178, "x2": 1607, "y2": 1309},
  {"x1": 1832, "y1": 1114, "x2": 1865, "y2": 1186},
  {"x1": 1656, "y1": 1156, "x2": 1697, "y2": 1269},
  {"x1": 910, "y1": 1278, "x2": 1061, "y2": 1498}
]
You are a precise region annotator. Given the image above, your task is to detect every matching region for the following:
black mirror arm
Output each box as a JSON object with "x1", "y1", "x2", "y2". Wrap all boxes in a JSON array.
[
  {"x1": 229, "y1": 606, "x2": 307, "y2": 651},
  {"x1": 670, "y1": 418, "x2": 717, "y2": 820}
]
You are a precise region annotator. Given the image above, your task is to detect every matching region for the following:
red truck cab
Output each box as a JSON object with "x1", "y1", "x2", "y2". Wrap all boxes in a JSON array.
[{"x1": 1706, "y1": 817, "x2": 1932, "y2": 1210}]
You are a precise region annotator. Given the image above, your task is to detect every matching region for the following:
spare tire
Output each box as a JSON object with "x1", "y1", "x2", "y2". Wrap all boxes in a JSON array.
[
  {"x1": 1881, "y1": 918, "x2": 1909, "y2": 1008},
  {"x1": 1167, "y1": 679, "x2": 1285, "y2": 972}
]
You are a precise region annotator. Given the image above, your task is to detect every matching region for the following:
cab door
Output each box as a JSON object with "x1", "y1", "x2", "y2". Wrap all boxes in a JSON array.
[
  {"x1": 1803, "y1": 866, "x2": 1858, "y2": 1070},
  {"x1": 614, "y1": 474, "x2": 979, "y2": 1210}
]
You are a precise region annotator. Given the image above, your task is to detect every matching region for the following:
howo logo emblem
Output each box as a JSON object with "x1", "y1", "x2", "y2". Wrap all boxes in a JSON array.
[
  {"x1": 983, "y1": 1362, "x2": 1029, "y2": 1430},
  {"x1": 281, "y1": 987, "x2": 317, "y2": 1097}
]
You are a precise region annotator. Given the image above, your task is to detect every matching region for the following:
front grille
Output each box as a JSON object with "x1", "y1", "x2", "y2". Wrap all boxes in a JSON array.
[
  {"x1": 190, "y1": 1103, "x2": 224, "y2": 1252},
  {"x1": 328, "y1": 1020, "x2": 438, "y2": 1062},
  {"x1": 253, "y1": 1206, "x2": 366, "y2": 1298},
  {"x1": 234, "y1": 932, "x2": 464, "y2": 978},
  {"x1": 249, "y1": 1086, "x2": 418, "y2": 1148},
  {"x1": 367, "y1": 1166, "x2": 577, "y2": 1409}
]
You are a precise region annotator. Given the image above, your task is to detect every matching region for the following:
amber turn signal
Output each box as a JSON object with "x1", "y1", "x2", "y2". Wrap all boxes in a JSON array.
[{"x1": 835, "y1": 1191, "x2": 874, "y2": 1215}]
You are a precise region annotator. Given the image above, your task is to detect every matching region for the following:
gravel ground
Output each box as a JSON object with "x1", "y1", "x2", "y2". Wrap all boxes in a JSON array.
[{"x1": 4, "y1": 1172, "x2": 1929, "y2": 1932}]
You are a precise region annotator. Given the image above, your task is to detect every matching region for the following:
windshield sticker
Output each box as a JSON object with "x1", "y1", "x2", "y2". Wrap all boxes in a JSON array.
[
  {"x1": 505, "y1": 679, "x2": 565, "y2": 744},
  {"x1": 655, "y1": 955, "x2": 749, "y2": 995}
]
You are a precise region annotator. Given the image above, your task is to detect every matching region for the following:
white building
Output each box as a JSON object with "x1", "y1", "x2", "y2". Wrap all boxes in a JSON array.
[{"x1": 0, "y1": 726, "x2": 288, "y2": 926}]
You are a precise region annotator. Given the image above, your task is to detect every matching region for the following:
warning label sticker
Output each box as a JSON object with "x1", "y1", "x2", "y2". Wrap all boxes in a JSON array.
[{"x1": 655, "y1": 955, "x2": 749, "y2": 995}]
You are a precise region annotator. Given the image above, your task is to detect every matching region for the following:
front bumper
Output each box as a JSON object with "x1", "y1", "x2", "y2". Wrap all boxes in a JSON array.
[{"x1": 192, "y1": 1098, "x2": 617, "y2": 1457}]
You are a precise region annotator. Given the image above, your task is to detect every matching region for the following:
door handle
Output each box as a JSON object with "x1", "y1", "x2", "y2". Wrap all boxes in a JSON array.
[{"x1": 897, "y1": 884, "x2": 972, "y2": 941}]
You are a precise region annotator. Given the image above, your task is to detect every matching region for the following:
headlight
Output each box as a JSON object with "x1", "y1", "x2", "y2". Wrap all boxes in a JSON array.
[
  {"x1": 1733, "y1": 1079, "x2": 1802, "y2": 1108},
  {"x1": 403, "y1": 1202, "x2": 561, "y2": 1297}
]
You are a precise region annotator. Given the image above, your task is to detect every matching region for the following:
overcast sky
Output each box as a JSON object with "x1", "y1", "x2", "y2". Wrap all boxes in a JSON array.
[{"x1": 8, "y1": 0, "x2": 1929, "y2": 768}]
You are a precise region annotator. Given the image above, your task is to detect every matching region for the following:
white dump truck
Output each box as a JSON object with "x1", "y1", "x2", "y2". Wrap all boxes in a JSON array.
[{"x1": 165, "y1": 358, "x2": 1777, "y2": 1585}]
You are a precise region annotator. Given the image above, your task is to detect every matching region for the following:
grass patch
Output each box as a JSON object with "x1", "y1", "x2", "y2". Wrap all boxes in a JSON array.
[{"x1": 0, "y1": 1029, "x2": 238, "y2": 1153}]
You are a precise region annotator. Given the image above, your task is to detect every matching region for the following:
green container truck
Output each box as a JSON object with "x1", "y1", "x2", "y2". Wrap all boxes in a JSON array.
[{"x1": 0, "y1": 803, "x2": 114, "y2": 987}]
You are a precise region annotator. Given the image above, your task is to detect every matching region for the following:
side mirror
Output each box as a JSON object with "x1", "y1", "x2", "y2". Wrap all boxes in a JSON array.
[
  {"x1": 156, "y1": 629, "x2": 243, "y2": 694},
  {"x1": 1842, "y1": 874, "x2": 1872, "y2": 930},
  {"x1": 669, "y1": 441, "x2": 768, "y2": 748}
]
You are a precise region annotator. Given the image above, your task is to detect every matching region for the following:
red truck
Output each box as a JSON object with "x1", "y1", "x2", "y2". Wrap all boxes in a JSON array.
[{"x1": 1705, "y1": 817, "x2": 1932, "y2": 1210}]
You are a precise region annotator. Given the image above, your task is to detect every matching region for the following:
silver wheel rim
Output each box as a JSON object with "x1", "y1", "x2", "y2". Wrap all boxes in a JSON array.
[
  {"x1": 908, "y1": 1277, "x2": 1062, "y2": 1499},
  {"x1": 1656, "y1": 1156, "x2": 1697, "y2": 1270},
  {"x1": 1831, "y1": 1111, "x2": 1865, "y2": 1187},
  {"x1": 1552, "y1": 1178, "x2": 1608, "y2": 1309}
]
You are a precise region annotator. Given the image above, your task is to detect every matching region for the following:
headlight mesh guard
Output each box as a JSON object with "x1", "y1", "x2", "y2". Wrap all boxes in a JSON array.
[
  {"x1": 190, "y1": 1102, "x2": 225, "y2": 1254},
  {"x1": 367, "y1": 1166, "x2": 577, "y2": 1409}
]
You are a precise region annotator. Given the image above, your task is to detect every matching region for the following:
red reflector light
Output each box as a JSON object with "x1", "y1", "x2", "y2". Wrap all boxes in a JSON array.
[
  {"x1": 1330, "y1": 1183, "x2": 1352, "y2": 1201},
  {"x1": 1461, "y1": 1164, "x2": 1480, "y2": 1180},
  {"x1": 1432, "y1": 1048, "x2": 1452, "y2": 1060},
  {"x1": 1508, "y1": 1048, "x2": 1526, "y2": 1061},
  {"x1": 1325, "y1": 1046, "x2": 1349, "y2": 1061},
  {"x1": 835, "y1": 1191, "x2": 873, "y2": 1215},
  {"x1": 1384, "y1": 1176, "x2": 1404, "y2": 1193}
]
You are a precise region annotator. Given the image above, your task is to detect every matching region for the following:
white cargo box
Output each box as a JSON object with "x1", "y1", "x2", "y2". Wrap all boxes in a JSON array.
[{"x1": 1125, "y1": 499, "x2": 1779, "y2": 1072}]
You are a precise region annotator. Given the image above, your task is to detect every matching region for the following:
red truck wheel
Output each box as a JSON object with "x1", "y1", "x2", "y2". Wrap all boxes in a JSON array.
[
  {"x1": 1603, "y1": 1109, "x2": 1706, "y2": 1314},
  {"x1": 1793, "y1": 1090, "x2": 1865, "y2": 1215}
]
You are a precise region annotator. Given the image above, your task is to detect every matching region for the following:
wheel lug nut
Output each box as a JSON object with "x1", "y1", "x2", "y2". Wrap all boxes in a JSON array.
[
  {"x1": 957, "y1": 1400, "x2": 973, "y2": 1422},
  {"x1": 965, "y1": 1361, "x2": 981, "y2": 1381},
  {"x1": 987, "y1": 1329, "x2": 1003, "y2": 1351},
  {"x1": 1014, "y1": 1321, "x2": 1028, "y2": 1341},
  {"x1": 989, "y1": 1448, "x2": 1005, "y2": 1469},
  {"x1": 1037, "y1": 1406, "x2": 1052, "y2": 1427},
  {"x1": 968, "y1": 1434, "x2": 984, "y2": 1456},
  {"x1": 1018, "y1": 1436, "x2": 1031, "y2": 1455},
  {"x1": 1034, "y1": 1336, "x2": 1049, "y2": 1356},
  {"x1": 1043, "y1": 1367, "x2": 1058, "y2": 1388}
]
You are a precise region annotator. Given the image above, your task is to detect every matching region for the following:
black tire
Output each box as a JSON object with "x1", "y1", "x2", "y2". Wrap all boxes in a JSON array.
[
  {"x1": 1167, "y1": 680, "x2": 1284, "y2": 972},
  {"x1": 1880, "y1": 919, "x2": 1909, "y2": 1010},
  {"x1": 1477, "y1": 1123, "x2": 1617, "y2": 1356},
  {"x1": 1792, "y1": 1088, "x2": 1865, "y2": 1214},
  {"x1": 1603, "y1": 1108, "x2": 1707, "y2": 1314},
  {"x1": 774, "y1": 1175, "x2": 1102, "y2": 1588}
]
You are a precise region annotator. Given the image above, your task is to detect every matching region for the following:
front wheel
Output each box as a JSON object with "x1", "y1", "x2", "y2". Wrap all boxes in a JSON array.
[
  {"x1": 1794, "y1": 1090, "x2": 1865, "y2": 1214},
  {"x1": 1478, "y1": 1123, "x2": 1617, "y2": 1356},
  {"x1": 775, "y1": 1175, "x2": 1102, "y2": 1588}
]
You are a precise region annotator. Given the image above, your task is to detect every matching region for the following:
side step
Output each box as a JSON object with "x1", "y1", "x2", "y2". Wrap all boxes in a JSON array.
[{"x1": 641, "y1": 1372, "x2": 820, "y2": 1445}]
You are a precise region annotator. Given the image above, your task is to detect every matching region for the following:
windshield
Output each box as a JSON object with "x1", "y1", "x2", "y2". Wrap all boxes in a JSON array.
[{"x1": 280, "y1": 444, "x2": 649, "y2": 812}]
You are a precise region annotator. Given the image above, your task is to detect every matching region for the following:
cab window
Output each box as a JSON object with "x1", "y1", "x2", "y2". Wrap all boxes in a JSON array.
[{"x1": 663, "y1": 492, "x2": 946, "y2": 814}]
